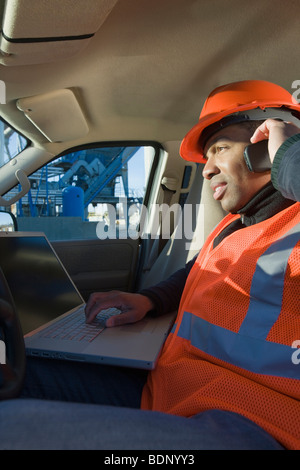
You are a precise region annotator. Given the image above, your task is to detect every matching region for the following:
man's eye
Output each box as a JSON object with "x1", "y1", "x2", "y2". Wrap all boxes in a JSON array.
[{"x1": 217, "y1": 146, "x2": 227, "y2": 152}]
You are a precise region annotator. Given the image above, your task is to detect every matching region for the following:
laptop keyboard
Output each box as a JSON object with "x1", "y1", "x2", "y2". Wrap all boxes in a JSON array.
[{"x1": 40, "y1": 307, "x2": 121, "y2": 343}]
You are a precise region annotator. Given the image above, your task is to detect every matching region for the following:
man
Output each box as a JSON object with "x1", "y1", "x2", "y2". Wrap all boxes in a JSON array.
[{"x1": 16, "y1": 80, "x2": 300, "y2": 450}]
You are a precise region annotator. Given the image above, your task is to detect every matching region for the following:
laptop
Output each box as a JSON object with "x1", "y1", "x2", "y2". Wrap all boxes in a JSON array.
[{"x1": 0, "y1": 231, "x2": 176, "y2": 370}]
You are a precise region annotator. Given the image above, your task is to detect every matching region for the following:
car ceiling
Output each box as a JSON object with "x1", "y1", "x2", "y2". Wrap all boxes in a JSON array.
[{"x1": 0, "y1": 0, "x2": 300, "y2": 159}]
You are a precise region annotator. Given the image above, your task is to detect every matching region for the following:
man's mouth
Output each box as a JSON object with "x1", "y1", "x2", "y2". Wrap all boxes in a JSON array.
[{"x1": 212, "y1": 182, "x2": 227, "y2": 201}]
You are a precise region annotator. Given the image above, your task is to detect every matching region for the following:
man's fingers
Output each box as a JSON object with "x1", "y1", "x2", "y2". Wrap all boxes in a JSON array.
[
  {"x1": 250, "y1": 126, "x2": 269, "y2": 143},
  {"x1": 85, "y1": 291, "x2": 122, "y2": 323},
  {"x1": 106, "y1": 310, "x2": 138, "y2": 327},
  {"x1": 250, "y1": 119, "x2": 300, "y2": 161},
  {"x1": 85, "y1": 291, "x2": 153, "y2": 326}
]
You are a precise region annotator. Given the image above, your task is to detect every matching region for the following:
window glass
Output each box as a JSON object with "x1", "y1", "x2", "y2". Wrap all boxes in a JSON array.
[
  {"x1": 9, "y1": 145, "x2": 156, "y2": 241},
  {"x1": 0, "y1": 120, "x2": 28, "y2": 168}
]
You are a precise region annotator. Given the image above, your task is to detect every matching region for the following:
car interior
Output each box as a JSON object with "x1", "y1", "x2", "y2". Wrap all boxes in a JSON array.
[{"x1": 0, "y1": 0, "x2": 299, "y2": 450}]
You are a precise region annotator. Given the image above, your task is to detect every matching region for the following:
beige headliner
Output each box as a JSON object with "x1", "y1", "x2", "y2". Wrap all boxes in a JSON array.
[{"x1": 0, "y1": 0, "x2": 299, "y2": 158}]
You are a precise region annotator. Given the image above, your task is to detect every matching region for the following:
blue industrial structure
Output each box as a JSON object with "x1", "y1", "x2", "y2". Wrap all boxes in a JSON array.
[
  {"x1": 15, "y1": 146, "x2": 141, "y2": 218},
  {"x1": 62, "y1": 186, "x2": 84, "y2": 218}
]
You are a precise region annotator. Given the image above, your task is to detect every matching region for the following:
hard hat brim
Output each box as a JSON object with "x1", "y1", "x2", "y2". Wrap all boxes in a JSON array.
[{"x1": 180, "y1": 102, "x2": 300, "y2": 164}]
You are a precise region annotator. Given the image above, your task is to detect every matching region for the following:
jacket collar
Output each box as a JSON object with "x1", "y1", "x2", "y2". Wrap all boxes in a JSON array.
[
  {"x1": 237, "y1": 182, "x2": 295, "y2": 226},
  {"x1": 213, "y1": 182, "x2": 295, "y2": 248}
]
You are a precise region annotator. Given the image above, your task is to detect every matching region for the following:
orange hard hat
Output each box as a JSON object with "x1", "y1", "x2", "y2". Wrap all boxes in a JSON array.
[{"x1": 180, "y1": 80, "x2": 300, "y2": 163}]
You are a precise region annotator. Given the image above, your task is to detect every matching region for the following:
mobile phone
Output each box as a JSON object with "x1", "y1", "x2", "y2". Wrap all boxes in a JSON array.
[{"x1": 244, "y1": 140, "x2": 271, "y2": 172}]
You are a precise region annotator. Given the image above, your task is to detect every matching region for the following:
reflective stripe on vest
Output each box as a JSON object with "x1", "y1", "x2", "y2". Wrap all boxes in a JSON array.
[{"x1": 176, "y1": 222, "x2": 300, "y2": 380}]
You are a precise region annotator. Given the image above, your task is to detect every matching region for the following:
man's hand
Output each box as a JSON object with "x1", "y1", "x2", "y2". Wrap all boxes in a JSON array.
[
  {"x1": 85, "y1": 290, "x2": 155, "y2": 327},
  {"x1": 251, "y1": 119, "x2": 300, "y2": 163}
]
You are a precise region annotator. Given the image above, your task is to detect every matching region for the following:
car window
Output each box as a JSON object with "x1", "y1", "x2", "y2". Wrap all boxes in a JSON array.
[
  {"x1": 0, "y1": 120, "x2": 28, "y2": 167},
  {"x1": 7, "y1": 144, "x2": 157, "y2": 241}
]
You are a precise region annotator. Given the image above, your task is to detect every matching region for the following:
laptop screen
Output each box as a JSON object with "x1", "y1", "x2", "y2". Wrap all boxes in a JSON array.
[{"x1": 0, "y1": 233, "x2": 84, "y2": 334}]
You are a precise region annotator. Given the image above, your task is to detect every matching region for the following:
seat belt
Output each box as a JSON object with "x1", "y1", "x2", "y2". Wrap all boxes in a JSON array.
[{"x1": 143, "y1": 176, "x2": 177, "y2": 272}]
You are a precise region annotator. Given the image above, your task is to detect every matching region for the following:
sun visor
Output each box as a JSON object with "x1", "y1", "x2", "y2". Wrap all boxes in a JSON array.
[
  {"x1": 17, "y1": 89, "x2": 89, "y2": 142},
  {"x1": 0, "y1": 0, "x2": 119, "y2": 66}
]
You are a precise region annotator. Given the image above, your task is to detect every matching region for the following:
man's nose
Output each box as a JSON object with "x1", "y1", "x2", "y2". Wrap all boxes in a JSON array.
[{"x1": 202, "y1": 155, "x2": 220, "y2": 180}]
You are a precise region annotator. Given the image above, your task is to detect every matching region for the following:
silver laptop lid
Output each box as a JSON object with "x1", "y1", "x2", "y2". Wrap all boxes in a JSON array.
[{"x1": 0, "y1": 232, "x2": 84, "y2": 334}]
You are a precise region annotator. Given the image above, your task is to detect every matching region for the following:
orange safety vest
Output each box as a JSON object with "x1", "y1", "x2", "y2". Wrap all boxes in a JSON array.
[{"x1": 141, "y1": 202, "x2": 300, "y2": 450}]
